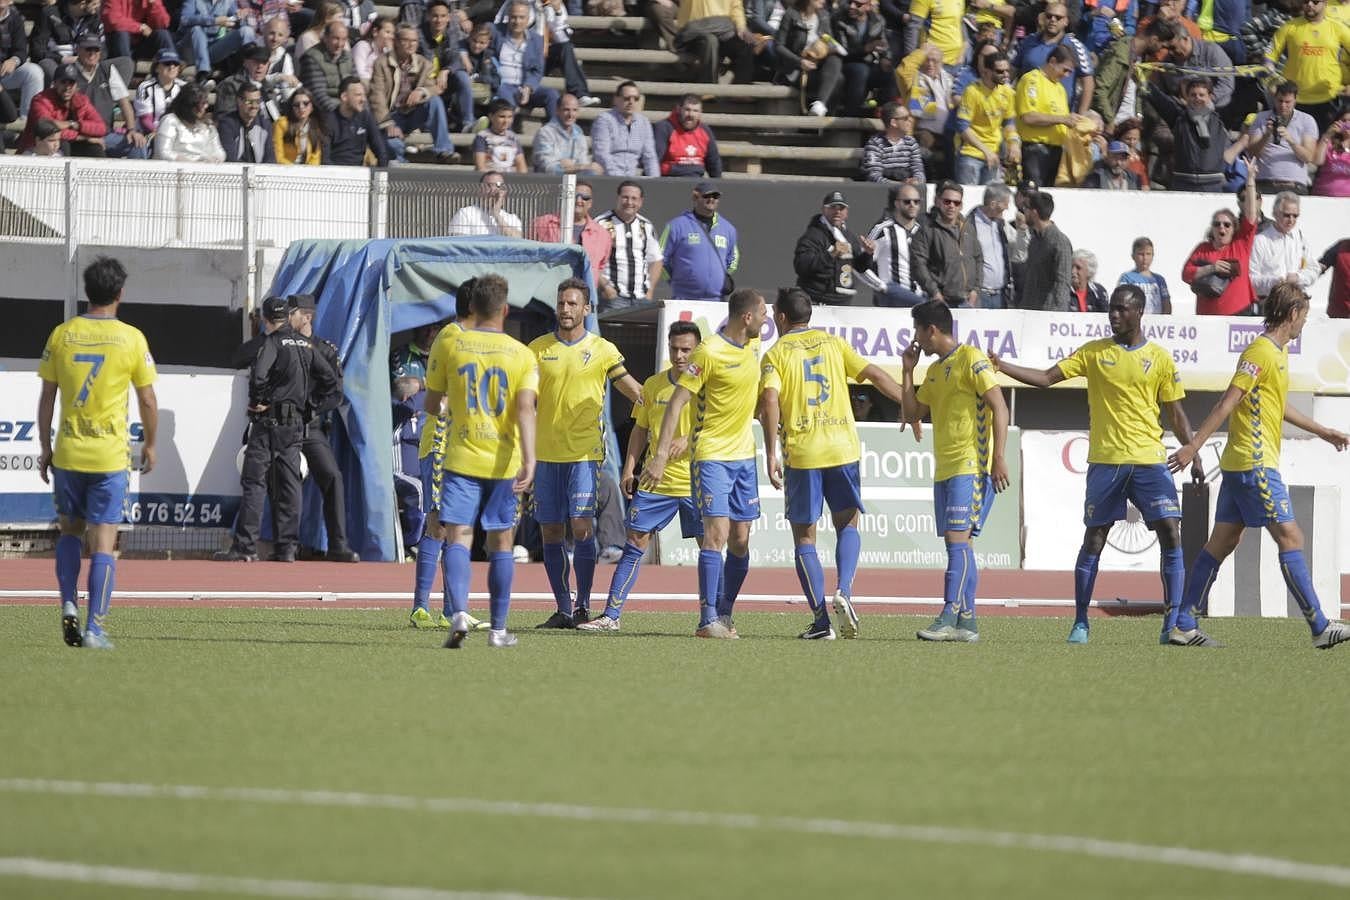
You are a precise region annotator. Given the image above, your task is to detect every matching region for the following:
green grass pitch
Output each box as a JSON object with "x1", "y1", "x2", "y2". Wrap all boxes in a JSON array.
[{"x1": 1, "y1": 606, "x2": 1346, "y2": 899}]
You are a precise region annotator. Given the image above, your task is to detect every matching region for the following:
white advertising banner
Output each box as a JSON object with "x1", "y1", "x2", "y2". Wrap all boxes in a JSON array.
[
  {"x1": 657, "y1": 302, "x2": 1350, "y2": 394},
  {"x1": 0, "y1": 370, "x2": 247, "y2": 526}
]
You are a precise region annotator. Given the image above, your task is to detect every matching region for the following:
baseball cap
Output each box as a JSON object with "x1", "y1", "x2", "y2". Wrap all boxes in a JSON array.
[
  {"x1": 1107, "y1": 140, "x2": 1129, "y2": 155},
  {"x1": 287, "y1": 293, "x2": 317, "y2": 311},
  {"x1": 693, "y1": 180, "x2": 720, "y2": 197},
  {"x1": 154, "y1": 48, "x2": 181, "y2": 65},
  {"x1": 822, "y1": 190, "x2": 848, "y2": 208},
  {"x1": 1017, "y1": 178, "x2": 1039, "y2": 194},
  {"x1": 262, "y1": 296, "x2": 289, "y2": 320},
  {"x1": 77, "y1": 34, "x2": 103, "y2": 50},
  {"x1": 54, "y1": 63, "x2": 80, "y2": 83},
  {"x1": 242, "y1": 44, "x2": 271, "y2": 63}
]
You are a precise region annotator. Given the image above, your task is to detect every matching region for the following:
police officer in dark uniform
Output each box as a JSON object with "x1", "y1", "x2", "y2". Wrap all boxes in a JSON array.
[
  {"x1": 287, "y1": 293, "x2": 359, "y2": 563},
  {"x1": 215, "y1": 295, "x2": 340, "y2": 562}
]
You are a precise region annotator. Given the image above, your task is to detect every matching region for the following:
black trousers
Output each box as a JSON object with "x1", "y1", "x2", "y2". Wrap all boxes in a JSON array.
[
  {"x1": 301, "y1": 428, "x2": 349, "y2": 553},
  {"x1": 233, "y1": 421, "x2": 303, "y2": 555}
]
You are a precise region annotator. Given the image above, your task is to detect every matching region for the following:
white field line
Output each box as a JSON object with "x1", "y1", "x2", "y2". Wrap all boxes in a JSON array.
[
  {"x1": 0, "y1": 858, "x2": 596, "y2": 900},
  {"x1": 2, "y1": 779, "x2": 1348, "y2": 889}
]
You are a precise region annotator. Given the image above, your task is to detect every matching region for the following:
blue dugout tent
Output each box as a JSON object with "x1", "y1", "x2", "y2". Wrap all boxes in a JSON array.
[{"x1": 267, "y1": 237, "x2": 601, "y2": 562}]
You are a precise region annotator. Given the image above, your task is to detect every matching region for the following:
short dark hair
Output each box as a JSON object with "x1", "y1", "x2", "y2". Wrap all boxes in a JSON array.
[
  {"x1": 668, "y1": 320, "x2": 701, "y2": 342},
  {"x1": 323, "y1": 19, "x2": 348, "y2": 37},
  {"x1": 486, "y1": 97, "x2": 514, "y2": 116},
  {"x1": 1264, "y1": 281, "x2": 1309, "y2": 329},
  {"x1": 426, "y1": 0, "x2": 451, "y2": 9},
  {"x1": 1132, "y1": 236, "x2": 1153, "y2": 253},
  {"x1": 1274, "y1": 80, "x2": 1299, "y2": 98},
  {"x1": 84, "y1": 256, "x2": 127, "y2": 307},
  {"x1": 471, "y1": 274, "x2": 509, "y2": 318},
  {"x1": 679, "y1": 93, "x2": 702, "y2": 107},
  {"x1": 1182, "y1": 75, "x2": 1213, "y2": 95},
  {"x1": 879, "y1": 100, "x2": 905, "y2": 122},
  {"x1": 911, "y1": 299, "x2": 953, "y2": 335},
  {"x1": 455, "y1": 277, "x2": 477, "y2": 320},
  {"x1": 614, "y1": 80, "x2": 638, "y2": 96},
  {"x1": 775, "y1": 287, "x2": 812, "y2": 326},
  {"x1": 1028, "y1": 190, "x2": 1055, "y2": 220},
  {"x1": 338, "y1": 75, "x2": 363, "y2": 95},
  {"x1": 937, "y1": 179, "x2": 963, "y2": 198},
  {"x1": 1047, "y1": 44, "x2": 1075, "y2": 66},
  {"x1": 1144, "y1": 19, "x2": 1177, "y2": 41},
  {"x1": 727, "y1": 288, "x2": 763, "y2": 320},
  {"x1": 617, "y1": 179, "x2": 643, "y2": 196},
  {"x1": 34, "y1": 118, "x2": 62, "y2": 141},
  {"x1": 238, "y1": 83, "x2": 262, "y2": 99},
  {"x1": 1111, "y1": 283, "x2": 1146, "y2": 311},
  {"x1": 556, "y1": 277, "x2": 589, "y2": 302}
]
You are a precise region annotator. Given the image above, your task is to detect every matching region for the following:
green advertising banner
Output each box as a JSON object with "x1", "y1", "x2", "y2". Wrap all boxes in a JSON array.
[{"x1": 656, "y1": 424, "x2": 1022, "y2": 569}]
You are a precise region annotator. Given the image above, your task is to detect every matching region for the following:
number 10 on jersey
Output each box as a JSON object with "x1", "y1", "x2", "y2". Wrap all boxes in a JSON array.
[{"x1": 458, "y1": 362, "x2": 510, "y2": 415}]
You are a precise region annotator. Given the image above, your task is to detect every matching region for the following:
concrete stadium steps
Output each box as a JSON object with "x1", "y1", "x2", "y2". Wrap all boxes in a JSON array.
[{"x1": 571, "y1": 46, "x2": 685, "y2": 78}]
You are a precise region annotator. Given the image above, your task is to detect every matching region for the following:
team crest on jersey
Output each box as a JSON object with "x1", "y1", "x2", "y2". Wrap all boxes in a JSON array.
[
  {"x1": 581, "y1": 350, "x2": 592, "y2": 365},
  {"x1": 687, "y1": 233, "x2": 702, "y2": 245},
  {"x1": 1239, "y1": 360, "x2": 1262, "y2": 379},
  {"x1": 944, "y1": 365, "x2": 953, "y2": 379},
  {"x1": 1140, "y1": 358, "x2": 1152, "y2": 374}
]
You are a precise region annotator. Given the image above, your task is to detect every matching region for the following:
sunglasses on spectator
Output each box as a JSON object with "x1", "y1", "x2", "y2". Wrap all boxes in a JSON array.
[
  {"x1": 899, "y1": 198, "x2": 921, "y2": 204},
  {"x1": 940, "y1": 197, "x2": 962, "y2": 206},
  {"x1": 698, "y1": 192, "x2": 722, "y2": 199}
]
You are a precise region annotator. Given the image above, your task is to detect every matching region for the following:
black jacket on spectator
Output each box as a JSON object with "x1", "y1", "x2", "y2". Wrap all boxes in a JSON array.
[
  {"x1": 327, "y1": 105, "x2": 388, "y2": 166},
  {"x1": 30, "y1": 1, "x2": 103, "y2": 65},
  {"x1": 832, "y1": 8, "x2": 887, "y2": 62},
  {"x1": 219, "y1": 110, "x2": 277, "y2": 163},
  {"x1": 1, "y1": 4, "x2": 28, "y2": 64},
  {"x1": 775, "y1": 7, "x2": 835, "y2": 73},
  {"x1": 1147, "y1": 90, "x2": 1229, "y2": 183},
  {"x1": 299, "y1": 45, "x2": 355, "y2": 113},
  {"x1": 794, "y1": 214, "x2": 876, "y2": 305},
  {"x1": 911, "y1": 211, "x2": 983, "y2": 304},
  {"x1": 1021, "y1": 222, "x2": 1074, "y2": 310}
]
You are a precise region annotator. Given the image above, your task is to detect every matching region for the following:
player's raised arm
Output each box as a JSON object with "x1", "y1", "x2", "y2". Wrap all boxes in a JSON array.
[
  {"x1": 1167, "y1": 385, "x2": 1247, "y2": 473},
  {"x1": 135, "y1": 384, "x2": 159, "y2": 474},
  {"x1": 36, "y1": 379, "x2": 57, "y2": 485},
  {"x1": 641, "y1": 383, "x2": 691, "y2": 490},
  {"x1": 514, "y1": 388, "x2": 538, "y2": 493},
  {"x1": 988, "y1": 352, "x2": 1066, "y2": 388},
  {"x1": 983, "y1": 384, "x2": 1010, "y2": 492},
  {"x1": 860, "y1": 361, "x2": 921, "y2": 439},
  {"x1": 898, "y1": 344, "x2": 929, "y2": 441},
  {"x1": 1283, "y1": 404, "x2": 1350, "y2": 451}
]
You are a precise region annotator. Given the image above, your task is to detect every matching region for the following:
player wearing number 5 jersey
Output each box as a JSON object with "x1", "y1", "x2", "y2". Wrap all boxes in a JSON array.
[
  {"x1": 1165, "y1": 284, "x2": 1350, "y2": 649},
  {"x1": 529, "y1": 278, "x2": 644, "y2": 630},
  {"x1": 993, "y1": 284, "x2": 1202, "y2": 645},
  {"x1": 36, "y1": 257, "x2": 159, "y2": 650},
  {"x1": 901, "y1": 300, "x2": 1010, "y2": 644},
  {"x1": 643, "y1": 288, "x2": 768, "y2": 639},
  {"x1": 759, "y1": 288, "x2": 911, "y2": 641},
  {"x1": 424, "y1": 274, "x2": 539, "y2": 649}
]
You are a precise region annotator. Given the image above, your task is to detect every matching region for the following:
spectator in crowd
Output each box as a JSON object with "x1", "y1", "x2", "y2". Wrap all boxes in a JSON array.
[
  {"x1": 273, "y1": 86, "x2": 327, "y2": 162},
  {"x1": 908, "y1": 44, "x2": 953, "y2": 170},
  {"x1": 955, "y1": 51, "x2": 1017, "y2": 185},
  {"x1": 295, "y1": 1, "x2": 344, "y2": 60},
  {"x1": 1319, "y1": 238, "x2": 1350, "y2": 318},
  {"x1": 154, "y1": 79, "x2": 225, "y2": 160},
  {"x1": 219, "y1": 81, "x2": 276, "y2": 160},
  {"x1": 532, "y1": 91, "x2": 602, "y2": 174},
  {"x1": 743, "y1": 0, "x2": 780, "y2": 77},
  {"x1": 472, "y1": 97, "x2": 526, "y2": 171},
  {"x1": 850, "y1": 385, "x2": 886, "y2": 421},
  {"x1": 867, "y1": 182, "x2": 926, "y2": 307},
  {"x1": 793, "y1": 190, "x2": 876, "y2": 305},
  {"x1": 455, "y1": 22, "x2": 497, "y2": 127},
  {"x1": 495, "y1": 0, "x2": 599, "y2": 105},
  {"x1": 71, "y1": 34, "x2": 150, "y2": 158},
  {"x1": 1007, "y1": 178, "x2": 1037, "y2": 302},
  {"x1": 650, "y1": 0, "x2": 755, "y2": 84},
  {"x1": 179, "y1": 0, "x2": 257, "y2": 84},
  {"x1": 1118, "y1": 236, "x2": 1171, "y2": 314},
  {"x1": 1091, "y1": 21, "x2": 1163, "y2": 124},
  {"x1": 1234, "y1": 82, "x2": 1318, "y2": 194},
  {"x1": 300, "y1": 20, "x2": 355, "y2": 118},
  {"x1": 1013, "y1": 3, "x2": 1094, "y2": 113},
  {"x1": 654, "y1": 94, "x2": 723, "y2": 178},
  {"x1": 904, "y1": 0, "x2": 967, "y2": 65},
  {"x1": 1239, "y1": 0, "x2": 1289, "y2": 69},
  {"x1": 352, "y1": 14, "x2": 394, "y2": 81},
  {"x1": 216, "y1": 43, "x2": 275, "y2": 116},
  {"x1": 863, "y1": 100, "x2": 925, "y2": 183},
  {"x1": 1312, "y1": 107, "x2": 1350, "y2": 196},
  {"x1": 422, "y1": 2, "x2": 475, "y2": 132},
  {"x1": 102, "y1": 0, "x2": 173, "y2": 62},
  {"x1": 1070, "y1": 248, "x2": 1109, "y2": 312},
  {"x1": 1194, "y1": 0, "x2": 1250, "y2": 63},
  {"x1": 1078, "y1": 0, "x2": 1138, "y2": 54},
  {"x1": 492, "y1": 1, "x2": 558, "y2": 122},
  {"x1": 1265, "y1": 0, "x2": 1350, "y2": 131},
  {"x1": 1112, "y1": 117, "x2": 1150, "y2": 187},
  {"x1": 1, "y1": 0, "x2": 44, "y2": 118},
  {"x1": 592, "y1": 81, "x2": 659, "y2": 176},
  {"x1": 775, "y1": 0, "x2": 840, "y2": 117},
  {"x1": 30, "y1": 0, "x2": 106, "y2": 86},
  {"x1": 1147, "y1": 76, "x2": 1241, "y2": 192},
  {"x1": 335, "y1": 0, "x2": 378, "y2": 41},
  {"x1": 1153, "y1": 21, "x2": 1235, "y2": 112},
  {"x1": 1081, "y1": 139, "x2": 1142, "y2": 188},
  {"x1": 1020, "y1": 189, "x2": 1073, "y2": 310},
  {"x1": 28, "y1": 118, "x2": 67, "y2": 155},
  {"x1": 660, "y1": 181, "x2": 740, "y2": 302},
  {"x1": 1140, "y1": 0, "x2": 1201, "y2": 47},
  {"x1": 1015, "y1": 44, "x2": 1081, "y2": 186},
  {"x1": 594, "y1": 180, "x2": 665, "y2": 309},
  {"x1": 134, "y1": 48, "x2": 185, "y2": 135},
  {"x1": 0, "y1": 78, "x2": 16, "y2": 124},
  {"x1": 370, "y1": 24, "x2": 457, "y2": 163},
  {"x1": 260, "y1": 16, "x2": 301, "y2": 117},
  {"x1": 20, "y1": 64, "x2": 106, "y2": 155},
  {"x1": 834, "y1": 0, "x2": 896, "y2": 117},
  {"x1": 326, "y1": 75, "x2": 388, "y2": 165},
  {"x1": 969, "y1": 182, "x2": 1013, "y2": 308},
  {"x1": 1249, "y1": 190, "x2": 1320, "y2": 299},
  {"x1": 417, "y1": 0, "x2": 463, "y2": 79},
  {"x1": 528, "y1": 181, "x2": 614, "y2": 293},
  {"x1": 911, "y1": 180, "x2": 982, "y2": 307},
  {"x1": 448, "y1": 171, "x2": 523, "y2": 236},
  {"x1": 1181, "y1": 165, "x2": 1260, "y2": 314}
]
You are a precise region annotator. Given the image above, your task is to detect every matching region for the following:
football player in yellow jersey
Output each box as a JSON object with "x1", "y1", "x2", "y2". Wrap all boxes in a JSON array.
[
  {"x1": 900, "y1": 300, "x2": 1009, "y2": 643},
  {"x1": 424, "y1": 274, "x2": 539, "y2": 649},
  {"x1": 36, "y1": 257, "x2": 158, "y2": 650},
  {"x1": 579, "y1": 322, "x2": 703, "y2": 632},
  {"x1": 1266, "y1": 0, "x2": 1350, "y2": 129},
  {"x1": 643, "y1": 288, "x2": 768, "y2": 639},
  {"x1": 529, "y1": 279, "x2": 644, "y2": 629},
  {"x1": 759, "y1": 288, "x2": 909, "y2": 641},
  {"x1": 405, "y1": 283, "x2": 487, "y2": 633},
  {"x1": 994, "y1": 284, "x2": 1203, "y2": 645},
  {"x1": 1166, "y1": 285, "x2": 1350, "y2": 649}
]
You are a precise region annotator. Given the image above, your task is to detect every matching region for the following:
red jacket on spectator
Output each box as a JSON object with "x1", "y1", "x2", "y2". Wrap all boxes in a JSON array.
[
  {"x1": 19, "y1": 88, "x2": 107, "y2": 151},
  {"x1": 102, "y1": 0, "x2": 170, "y2": 34},
  {"x1": 1182, "y1": 218, "x2": 1258, "y2": 316},
  {"x1": 1322, "y1": 239, "x2": 1350, "y2": 319},
  {"x1": 654, "y1": 109, "x2": 722, "y2": 178}
]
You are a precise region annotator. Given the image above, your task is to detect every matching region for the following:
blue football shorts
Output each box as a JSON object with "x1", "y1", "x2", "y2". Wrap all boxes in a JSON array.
[
  {"x1": 533, "y1": 460, "x2": 599, "y2": 524},
  {"x1": 1215, "y1": 467, "x2": 1295, "y2": 527},
  {"x1": 784, "y1": 462, "x2": 864, "y2": 525},
  {"x1": 692, "y1": 459, "x2": 760, "y2": 522},
  {"x1": 933, "y1": 473, "x2": 995, "y2": 536},
  {"x1": 440, "y1": 470, "x2": 520, "y2": 532},
  {"x1": 52, "y1": 467, "x2": 128, "y2": 525},
  {"x1": 1083, "y1": 462, "x2": 1180, "y2": 526}
]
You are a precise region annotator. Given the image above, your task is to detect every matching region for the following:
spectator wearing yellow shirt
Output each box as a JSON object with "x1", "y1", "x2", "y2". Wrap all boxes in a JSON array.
[
  {"x1": 956, "y1": 50, "x2": 1020, "y2": 184},
  {"x1": 1015, "y1": 44, "x2": 1082, "y2": 186},
  {"x1": 1266, "y1": 0, "x2": 1350, "y2": 131},
  {"x1": 903, "y1": 0, "x2": 966, "y2": 65}
]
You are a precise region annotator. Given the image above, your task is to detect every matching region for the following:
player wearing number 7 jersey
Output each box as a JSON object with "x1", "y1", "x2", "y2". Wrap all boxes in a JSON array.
[
  {"x1": 424, "y1": 274, "x2": 539, "y2": 649},
  {"x1": 758, "y1": 288, "x2": 912, "y2": 640},
  {"x1": 36, "y1": 257, "x2": 159, "y2": 650}
]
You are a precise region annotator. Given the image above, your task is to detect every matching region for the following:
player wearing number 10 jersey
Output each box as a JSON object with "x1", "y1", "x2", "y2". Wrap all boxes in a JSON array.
[
  {"x1": 36, "y1": 256, "x2": 159, "y2": 650},
  {"x1": 424, "y1": 274, "x2": 539, "y2": 649},
  {"x1": 759, "y1": 288, "x2": 910, "y2": 641}
]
